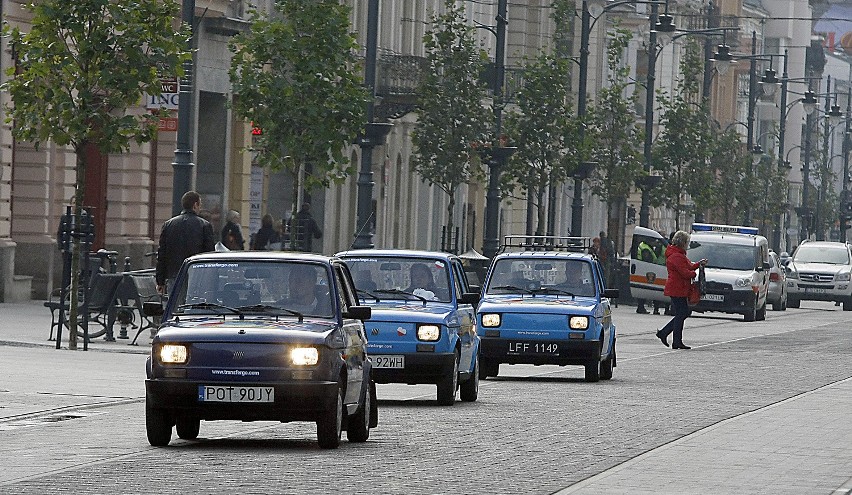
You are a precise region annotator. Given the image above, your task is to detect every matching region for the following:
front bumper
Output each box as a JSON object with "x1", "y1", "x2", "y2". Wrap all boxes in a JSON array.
[
  {"x1": 692, "y1": 289, "x2": 756, "y2": 315},
  {"x1": 145, "y1": 379, "x2": 339, "y2": 422},
  {"x1": 370, "y1": 352, "x2": 456, "y2": 385},
  {"x1": 788, "y1": 282, "x2": 849, "y2": 302},
  {"x1": 480, "y1": 337, "x2": 600, "y2": 366}
]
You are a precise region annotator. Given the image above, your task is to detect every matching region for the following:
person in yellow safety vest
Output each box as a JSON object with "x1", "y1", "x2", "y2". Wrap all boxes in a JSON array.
[{"x1": 638, "y1": 241, "x2": 658, "y2": 264}]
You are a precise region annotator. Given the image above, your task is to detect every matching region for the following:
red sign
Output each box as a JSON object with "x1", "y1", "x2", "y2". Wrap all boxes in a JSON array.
[{"x1": 158, "y1": 117, "x2": 178, "y2": 132}]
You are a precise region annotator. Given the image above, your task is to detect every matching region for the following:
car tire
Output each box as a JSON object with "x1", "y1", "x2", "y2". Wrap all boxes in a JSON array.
[
  {"x1": 772, "y1": 296, "x2": 783, "y2": 311},
  {"x1": 175, "y1": 418, "x2": 200, "y2": 440},
  {"x1": 479, "y1": 358, "x2": 499, "y2": 379},
  {"x1": 436, "y1": 350, "x2": 459, "y2": 406},
  {"x1": 368, "y1": 381, "x2": 378, "y2": 429},
  {"x1": 843, "y1": 297, "x2": 852, "y2": 311},
  {"x1": 756, "y1": 301, "x2": 766, "y2": 321},
  {"x1": 787, "y1": 296, "x2": 800, "y2": 309},
  {"x1": 459, "y1": 354, "x2": 479, "y2": 402},
  {"x1": 346, "y1": 382, "x2": 371, "y2": 443},
  {"x1": 600, "y1": 341, "x2": 615, "y2": 381},
  {"x1": 317, "y1": 386, "x2": 343, "y2": 449},
  {"x1": 145, "y1": 401, "x2": 172, "y2": 447},
  {"x1": 585, "y1": 362, "x2": 600, "y2": 382},
  {"x1": 744, "y1": 298, "x2": 757, "y2": 322}
]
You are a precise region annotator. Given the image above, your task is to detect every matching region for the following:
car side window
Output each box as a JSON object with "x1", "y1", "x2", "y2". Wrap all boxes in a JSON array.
[
  {"x1": 332, "y1": 263, "x2": 358, "y2": 314},
  {"x1": 451, "y1": 261, "x2": 466, "y2": 298}
]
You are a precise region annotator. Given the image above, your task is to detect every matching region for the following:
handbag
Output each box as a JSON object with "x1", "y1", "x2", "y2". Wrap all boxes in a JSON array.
[{"x1": 688, "y1": 265, "x2": 706, "y2": 306}]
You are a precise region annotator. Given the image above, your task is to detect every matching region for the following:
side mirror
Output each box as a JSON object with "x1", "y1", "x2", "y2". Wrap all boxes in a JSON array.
[
  {"x1": 460, "y1": 292, "x2": 480, "y2": 305},
  {"x1": 757, "y1": 262, "x2": 769, "y2": 272},
  {"x1": 143, "y1": 301, "x2": 164, "y2": 317},
  {"x1": 467, "y1": 284, "x2": 481, "y2": 294},
  {"x1": 344, "y1": 305, "x2": 372, "y2": 321},
  {"x1": 603, "y1": 288, "x2": 620, "y2": 299}
]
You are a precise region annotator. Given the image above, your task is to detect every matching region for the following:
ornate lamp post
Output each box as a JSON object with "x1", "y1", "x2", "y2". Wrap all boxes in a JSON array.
[{"x1": 171, "y1": 0, "x2": 196, "y2": 215}]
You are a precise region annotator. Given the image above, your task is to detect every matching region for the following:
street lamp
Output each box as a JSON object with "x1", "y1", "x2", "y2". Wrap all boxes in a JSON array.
[{"x1": 171, "y1": 0, "x2": 196, "y2": 216}]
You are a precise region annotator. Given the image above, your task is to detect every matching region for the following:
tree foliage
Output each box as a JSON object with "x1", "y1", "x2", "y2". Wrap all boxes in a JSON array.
[
  {"x1": 2, "y1": 0, "x2": 189, "y2": 349},
  {"x1": 411, "y1": 0, "x2": 490, "y2": 238},
  {"x1": 229, "y1": 0, "x2": 367, "y2": 232},
  {"x1": 503, "y1": 53, "x2": 579, "y2": 235}
]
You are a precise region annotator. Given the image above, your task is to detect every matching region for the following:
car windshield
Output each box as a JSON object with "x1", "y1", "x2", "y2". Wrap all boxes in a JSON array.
[
  {"x1": 170, "y1": 260, "x2": 335, "y2": 318},
  {"x1": 342, "y1": 256, "x2": 452, "y2": 303},
  {"x1": 793, "y1": 245, "x2": 850, "y2": 265},
  {"x1": 687, "y1": 241, "x2": 757, "y2": 271},
  {"x1": 486, "y1": 258, "x2": 596, "y2": 298}
]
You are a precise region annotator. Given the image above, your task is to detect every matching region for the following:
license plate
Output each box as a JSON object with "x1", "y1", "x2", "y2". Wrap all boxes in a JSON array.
[
  {"x1": 198, "y1": 385, "x2": 274, "y2": 403},
  {"x1": 372, "y1": 355, "x2": 404, "y2": 369},
  {"x1": 701, "y1": 294, "x2": 724, "y2": 302},
  {"x1": 804, "y1": 287, "x2": 827, "y2": 294},
  {"x1": 508, "y1": 342, "x2": 559, "y2": 355}
]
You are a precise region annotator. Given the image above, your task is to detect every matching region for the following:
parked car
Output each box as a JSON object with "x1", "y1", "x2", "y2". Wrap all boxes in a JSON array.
[
  {"x1": 767, "y1": 251, "x2": 787, "y2": 311},
  {"x1": 475, "y1": 236, "x2": 618, "y2": 382},
  {"x1": 786, "y1": 240, "x2": 852, "y2": 310},
  {"x1": 143, "y1": 252, "x2": 376, "y2": 449},
  {"x1": 337, "y1": 249, "x2": 481, "y2": 405}
]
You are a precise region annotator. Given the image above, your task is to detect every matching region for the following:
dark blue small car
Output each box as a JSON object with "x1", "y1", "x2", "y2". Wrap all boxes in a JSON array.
[
  {"x1": 144, "y1": 252, "x2": 376, "y2": 449},
  {"x1": 476, "y1": 238, "x2": 618, "y2": 382},
  {"x1": 337, "y1": 250, "x2": 481, "y2": 405}
]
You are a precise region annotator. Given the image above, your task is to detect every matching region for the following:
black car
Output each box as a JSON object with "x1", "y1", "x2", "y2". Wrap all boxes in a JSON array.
[{"x1": 144, "y1": 252, "x2": 376, "y2": 449}]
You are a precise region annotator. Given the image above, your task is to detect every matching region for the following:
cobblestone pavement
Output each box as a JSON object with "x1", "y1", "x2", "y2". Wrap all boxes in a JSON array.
[{"x1": 1, "y1": 300, "x2": 852, "y2": 494}]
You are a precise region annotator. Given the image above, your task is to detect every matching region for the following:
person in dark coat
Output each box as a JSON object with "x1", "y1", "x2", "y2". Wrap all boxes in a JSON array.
[
  {"x1": 293, "y1": 203, "x2": 322, "y2": 252},
  {"x1": 156, "y1": 191, "x2": 215, "y2": 294},
  {"x1": 251, "y1": 213, "x2": 280, "y2": 250},
  {"x1": 655, "y1": 230, "x2": 707, "y2": 349},
  {"x1": 221, "y1": 210, "x2": 245, "y2": 250}
]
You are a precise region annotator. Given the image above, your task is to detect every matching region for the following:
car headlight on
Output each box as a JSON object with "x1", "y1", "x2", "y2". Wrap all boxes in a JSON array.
[
  {"x1": 735, "y1": 277, "x2": 751, "y2": 287},
  {"x1": 159, "y1": 344, "x2": 188, "y2": 364},
  {"x1": 481, "y1": 313, "x2": 501, "y2": 327},
  {"x1": 569, "y1": 316, "x2": 589, "y2": 330},
  {"x1": 837, "y1": 272, "x2": 851, "y2": 282},
  {"x1": 417, "y1": 324, "x2": 440, "y2": 341},
  {"x1": 290, "y1": 347, "x2": 319, "y2": 366}
]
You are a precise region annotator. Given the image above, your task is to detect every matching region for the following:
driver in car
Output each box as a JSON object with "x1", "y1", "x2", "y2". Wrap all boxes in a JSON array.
[{"x1": 279, "y1": 265, "x2": 331, "y2": 315}]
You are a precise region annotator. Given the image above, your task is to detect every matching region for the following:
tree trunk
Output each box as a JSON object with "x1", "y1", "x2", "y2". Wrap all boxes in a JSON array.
[
  {"x1": 535, "y1": 187, "x2": 546, "y2": 237},
  {"x1": 446, "y1": 189, "x2": 455, "y2": 253},
  {"x1": 69, "y1": 145, "x2": 88, "y2": 350},
  {"x1": 289, "y1": 162, "x2": 301, "y2": 251}
]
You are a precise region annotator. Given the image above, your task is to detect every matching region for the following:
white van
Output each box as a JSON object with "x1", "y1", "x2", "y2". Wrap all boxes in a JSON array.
[{"x1": 628, "y1": 226, "x2": 669, "y2": 307}]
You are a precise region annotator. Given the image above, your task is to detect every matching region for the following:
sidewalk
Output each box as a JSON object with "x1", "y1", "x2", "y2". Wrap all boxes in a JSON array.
[{"x1": 0, "y1": 300, "x2": 151, "y2": 354}]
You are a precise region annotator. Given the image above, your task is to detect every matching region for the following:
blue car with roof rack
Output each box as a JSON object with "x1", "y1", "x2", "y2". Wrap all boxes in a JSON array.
[
  {"x1": 336, "y1": 249, "x2": 481, "y2": 405},
  {"x1": 476, "y1": 236, "x2": 619, "y2": 382}
]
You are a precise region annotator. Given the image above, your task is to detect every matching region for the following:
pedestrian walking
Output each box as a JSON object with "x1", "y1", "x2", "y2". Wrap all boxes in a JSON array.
[
  {"x1": 155, "y1": 191, "x2": 215, "y2": 295},
  {"x1": 221, "y1": 210, "x2": 245, "y2": 250},
  {"x1": 293, "y1": 203, "x2": 322, "y2": 252},
  {"x1": 655, "y1": 230, "x2": 707, "y2": 349},
  {"x1": 251, "y1": 213, "x2": 281, "y2": 250}
]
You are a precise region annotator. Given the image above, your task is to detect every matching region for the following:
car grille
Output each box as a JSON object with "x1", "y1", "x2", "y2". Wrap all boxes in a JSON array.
[
  {"x1": 799, "y1": 273, "x2": 834, "y2": 283},
  {"x1": 705, "y1": 281, "x2": 732, "y2": 292}
]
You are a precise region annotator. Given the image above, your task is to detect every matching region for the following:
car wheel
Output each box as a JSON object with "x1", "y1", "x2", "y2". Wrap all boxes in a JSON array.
[
  {"x1": 585, "y1": 340, "x2": 601, "y2": 382},
  {"x1": 756, "y1": 301, "x2": 766, "y2": 321},
  {"x1": 744, "y1": 298, "x2": 757, "y2": 322},
  {"x1": 780, "y1": 290, "x2": 787, "y2": 311},
  {"x1": 368, "y1": 381, "x2": 378, "y2": 429},
  {"x1": 843, "y1": 297, "x2": 852, "y2": 311},
  {"x1": 772, "y1": 295, "x2": 783, "y2": 311},
  {"x1": 346, "y1": 382, "x2": 371, "y2": 443},
  {"x1": 480, "y1": 358, "x2": 499, "y2": 379},
  {"x1": 436, "y1": 350, "x2": 459, "y2": 406},
  {"x1": 317, "y1": 386, "x2": 343, "y2": 449},
  {"x1": 787, "y1": 296, "x2": 800, "y2": 309},
  {"x1": 175, "y1": 418, "x2": 200, "y2": 440},
  {"x1": 600, "y1": 341, "x2": 615, "y2": 381},
  {"x1": 459, "y1": 353, "x2": 479, "y2": 402},
  {"x1": 145, "y1": 401, "x2": 172, "y2": 447}
]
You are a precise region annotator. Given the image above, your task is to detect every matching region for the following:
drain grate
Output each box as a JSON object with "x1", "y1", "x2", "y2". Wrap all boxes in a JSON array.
[{"x1": 0, "y1": 411, "x2": 102, "y2": 431}]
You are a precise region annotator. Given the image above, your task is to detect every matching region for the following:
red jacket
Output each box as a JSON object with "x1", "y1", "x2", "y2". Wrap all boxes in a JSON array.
[{"x1": 664, "y1": 244, "x2": 699, "y2": 297}]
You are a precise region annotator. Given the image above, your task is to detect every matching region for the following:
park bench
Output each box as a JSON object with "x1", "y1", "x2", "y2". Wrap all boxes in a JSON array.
[{"x1": 44, "y1": 272, "x2": 125, "y2": 341}]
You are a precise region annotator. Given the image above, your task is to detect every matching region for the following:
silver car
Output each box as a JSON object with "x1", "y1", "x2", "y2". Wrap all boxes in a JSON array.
[{"x1": 767, "y1": 251, "x2": 787, "y2": 311}]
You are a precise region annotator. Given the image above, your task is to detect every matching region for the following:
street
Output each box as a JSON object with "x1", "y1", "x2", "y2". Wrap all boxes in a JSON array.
[{"x1": 2, "y1": 301, "x2": 852, "y2": 494}]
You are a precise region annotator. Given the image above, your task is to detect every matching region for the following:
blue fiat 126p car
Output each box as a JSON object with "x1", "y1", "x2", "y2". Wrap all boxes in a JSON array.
[
  {"x1": 143, "y1": 252, "x2": 376, "y2": 449},
  {"x1": 476, "y1": 236, "x2": 618, "y2": 382},
  {"x1": 337, "y1": 249, "x2": 481, "y2": 405}
]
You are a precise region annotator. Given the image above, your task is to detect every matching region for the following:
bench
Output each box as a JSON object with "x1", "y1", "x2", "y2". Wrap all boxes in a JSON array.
[
  {"x1": 45, "y1": 272, "x2": 125, "y2": 341},
  {"x1": 128, "y1": 272, "x2": 167, "y2": 345}
]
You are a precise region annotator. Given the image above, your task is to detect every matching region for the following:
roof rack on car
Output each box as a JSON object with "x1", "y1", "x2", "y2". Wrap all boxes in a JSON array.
[{"x1": 500, "y1": 235, "x2": 591, "y2": 253}]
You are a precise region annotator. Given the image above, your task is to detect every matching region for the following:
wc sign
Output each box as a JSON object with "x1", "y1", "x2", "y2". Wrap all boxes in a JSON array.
[{"x1": 145, "y1": 78, "x2": 179, "y2": 110}]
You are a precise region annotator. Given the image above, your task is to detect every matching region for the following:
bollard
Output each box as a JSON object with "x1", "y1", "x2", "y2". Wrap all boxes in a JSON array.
[{"x1": 124, "y1": 257, "x2": 131, "y2": 272}]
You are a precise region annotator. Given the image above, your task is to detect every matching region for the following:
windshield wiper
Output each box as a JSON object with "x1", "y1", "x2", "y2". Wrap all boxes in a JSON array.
[
  {"x1": 535, "y1": 287, "x2": 576, "y2": 297},
  {"x1": 490, "y1": 285, "x2": 535, "y2": 295},
  {"x1": 374, "y1": 288, "x2": 427, "y2": 304},
  {"x1": 236, "y1": 304, "x2": 304, "y2": 323},
  {"x1": 175, "y1": 302, "x2": 243, "y2": 317},
  {"x1": 356, "y1": 288, "x2": 381, "y2": 302}
]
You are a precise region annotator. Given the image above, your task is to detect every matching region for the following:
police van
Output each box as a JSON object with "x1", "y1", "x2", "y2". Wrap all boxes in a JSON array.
[
  {"x1": 628, "y1": 226, "x2": 669, "y2": 307},
  {"x1": 687, "y1": 223, "x2": 770, "y2": 321}
]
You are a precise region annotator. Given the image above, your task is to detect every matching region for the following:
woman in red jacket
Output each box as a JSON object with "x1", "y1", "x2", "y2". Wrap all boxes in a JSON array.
[{"x1": 656, "y1": 230, "x2": 707, "y2": 349}]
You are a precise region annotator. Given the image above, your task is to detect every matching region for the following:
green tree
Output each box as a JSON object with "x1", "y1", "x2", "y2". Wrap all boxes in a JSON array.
[
  {"x1": 412, "y1": 0, "x2": 490, "y2": 242},
  {"x1": 229, "y1": 0, "x2": 367, "y2": 247},
  {"x1": 708, "y1": 128, "x2": 750, "y2": 224},
  {"x1": 586, "y1": 29, "x2": 643, "y2": 249},
  {"x1": 503, "y1": 53, "x2": 579, "y2": 236},
  {"x1": 2, "y1": 0, "x2": 189, "y2": 349}
]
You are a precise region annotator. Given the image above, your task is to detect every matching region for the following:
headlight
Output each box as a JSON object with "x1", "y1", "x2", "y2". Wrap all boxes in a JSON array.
[
  {"x1": 569, "y1": 316, "x2": 589, "y2": 330},
  {"x1": 417, "y1": 324, "x2": 440, "y2": 341},
  {"x1": 290, "y1": 347, "x2": 319, "y2": 366},
  {"x1": 481, "y1": 313, "x2": 501, "y2": 327},
  {"x1": 735, "y1": 277, "x2": 751, "y2": 287},
  {"x1": 837, "y1": 272, "x2": 851, "y2": 281},
  {"x1": 159, "y1": 344, "x2": 188, "y2": 364},
  {"x1": 787, "y1": 268, "x2": 798, "y2": 279}
]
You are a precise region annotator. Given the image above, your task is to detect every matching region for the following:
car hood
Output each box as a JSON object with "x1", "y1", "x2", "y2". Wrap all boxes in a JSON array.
[
  {"x1": 364, "y1": 301, "x2": 456, "y2": 325},
  {"x1": 789, "y1": 262, "x2": 850, "y2": 275},
  {"x1": 154, "y1": 317, "x2": 340, "y2": 346},
  {"x1": 479, "y1": 294, "x2": 598, "y2": 315},
  {"x1": 703, "y1": 268, "x2": 758, "y2": 284}
]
